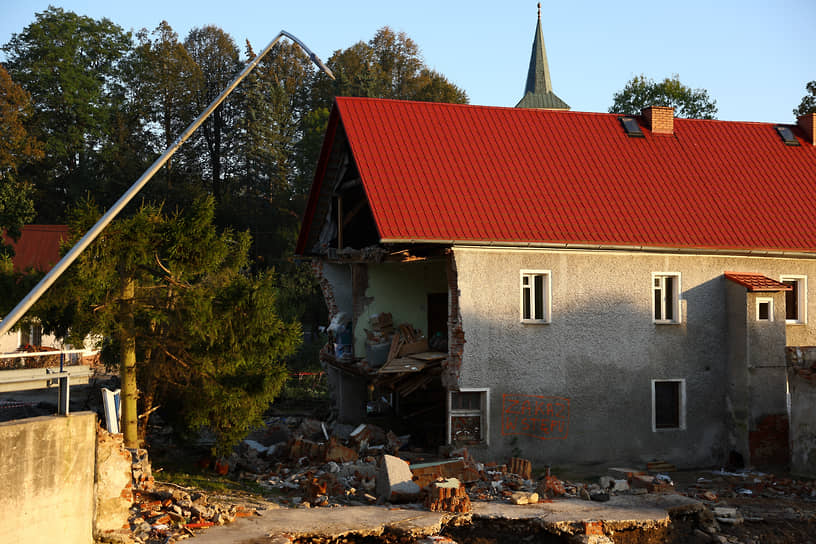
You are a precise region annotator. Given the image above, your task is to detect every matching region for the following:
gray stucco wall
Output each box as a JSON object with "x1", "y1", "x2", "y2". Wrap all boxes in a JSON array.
[
  {"x1": 453, "y1": 247, "x2": 816, "y2": 468},
  {"x1": 726, "y1": 285, "x2": 789, "y2": 463}
]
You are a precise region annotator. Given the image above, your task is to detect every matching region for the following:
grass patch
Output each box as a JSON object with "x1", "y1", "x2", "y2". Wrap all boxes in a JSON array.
[{"x1": 152, "y1": 450, "x2": 275, "y2": 498}]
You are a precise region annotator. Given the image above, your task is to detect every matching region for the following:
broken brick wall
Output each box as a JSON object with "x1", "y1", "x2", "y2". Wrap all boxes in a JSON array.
[
  {"x1": 95, "y1": 427, "x2": 134, "y2": 539},
  {"x1": 311, "y1": 260, "x2": 341, "y2": 321},
  {"x1": 787, "y1": 347, "x2": 816, "y2": 477},
  {"x1": 443, "y1": 252, "x2": 464, "y2": 389}
]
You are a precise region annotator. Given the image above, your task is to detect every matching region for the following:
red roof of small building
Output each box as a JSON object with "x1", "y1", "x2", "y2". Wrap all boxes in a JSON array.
[
  {"x1": 724, "y1": 272, "x2": 792, "y2": 292},
  {"x1": 2, "y1": 225, "x2": 68, "y2": 272},
  {"x1": 297, "y1": 98, "x2": 816, "y2": 255}
]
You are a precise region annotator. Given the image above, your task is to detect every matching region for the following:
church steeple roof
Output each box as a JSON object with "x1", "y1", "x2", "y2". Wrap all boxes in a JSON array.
[{"x1": 515, "y1": 4, "x2": 570, "y2": 109}]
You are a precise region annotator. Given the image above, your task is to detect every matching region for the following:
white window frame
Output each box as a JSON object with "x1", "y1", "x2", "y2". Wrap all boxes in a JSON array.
[
  {"x1": 756, "y1": 297, "x2": 774, "y2": 321},
  {"x1": 447, "y1": 388, "x2": 490, "y2": 446},
  {"x1": 651, "y1": 379, "x2": 686, "y2": 432},
  {"x1": 17, "y1": 322, "x2": 43, "y2": 348},
  {"x1": 520, "y1": 270, "x2": 551, "y2": 324},
  {"x1": 781, "y1": 275, "x2": 807, "y2": 324},
  {"x1": 652, "y1": 272, "x2": 681, "y2": 324}
]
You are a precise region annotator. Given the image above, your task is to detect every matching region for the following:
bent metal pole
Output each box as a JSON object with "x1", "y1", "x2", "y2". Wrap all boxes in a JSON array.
[{"x1": 0, "y1": 31, "x2": 334, "y2": 338}]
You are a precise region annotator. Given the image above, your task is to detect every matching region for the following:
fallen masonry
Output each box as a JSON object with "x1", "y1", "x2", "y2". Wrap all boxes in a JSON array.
[{"x1": 122, "y1": 416, "x2": 816, "y2": 543}]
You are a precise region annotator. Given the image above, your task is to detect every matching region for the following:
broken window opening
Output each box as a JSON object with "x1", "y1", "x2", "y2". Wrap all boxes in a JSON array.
[{"x1": 449, "y1": 389, "x2": 489, "y2": 445}]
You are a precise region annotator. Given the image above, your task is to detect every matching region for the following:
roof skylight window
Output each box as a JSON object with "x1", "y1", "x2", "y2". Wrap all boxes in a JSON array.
[
  {"x1": 619, "y1": 117, "x2": 644, "y2": 138},
  {"x1": 775, "y1": 126, "x2": 800, "y2": 146}
]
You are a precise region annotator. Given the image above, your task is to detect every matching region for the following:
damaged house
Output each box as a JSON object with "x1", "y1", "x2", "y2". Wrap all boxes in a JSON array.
[
  {"x1": 296, "y1": 99, "x2": 816, "y2": 467},
  {"x1": 296, "y1": 16, "x2": 816, "y2": 468}
]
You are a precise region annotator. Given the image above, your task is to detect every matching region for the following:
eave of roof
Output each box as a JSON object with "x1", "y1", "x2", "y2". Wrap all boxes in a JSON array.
[{"x1": 724, "y1": 272, "x2": 793, "y2": 291}]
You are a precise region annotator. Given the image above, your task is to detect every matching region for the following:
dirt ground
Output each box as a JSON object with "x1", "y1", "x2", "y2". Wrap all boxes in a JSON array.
[{"x1": 668, "y1": 468, "x2": 816, "y2": 544}]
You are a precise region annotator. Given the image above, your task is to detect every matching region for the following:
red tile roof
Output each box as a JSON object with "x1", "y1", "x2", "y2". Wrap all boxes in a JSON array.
[
  {"x1": 2, "y1": 225, "x2": 68, "y2": 272},
  {"x1": 297, "y1": 98, "x2": 816, "y2": 254},
  {"x1": 724, "y1": 272, "x2": 793, "y2": 292}
]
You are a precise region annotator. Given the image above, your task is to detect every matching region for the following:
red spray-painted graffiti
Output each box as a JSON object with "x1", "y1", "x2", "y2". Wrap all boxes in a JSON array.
[{"x1": 502, "y1": 394, "x2": 570, "y2": 440}]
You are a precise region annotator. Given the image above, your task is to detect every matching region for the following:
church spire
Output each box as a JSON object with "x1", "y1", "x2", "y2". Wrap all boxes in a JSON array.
[{"x1": 516, "y1": 3, "x2": 570, "y2": 109}]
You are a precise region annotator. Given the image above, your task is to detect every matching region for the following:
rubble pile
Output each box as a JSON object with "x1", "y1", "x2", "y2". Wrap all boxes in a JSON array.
[
  {"x1": 682, "y1": 468, "x2": 816, "y2": 503},
  {"x1": 126, "y1": 415, "x2": 816, "y2": 543},
  {"x1": 123, "y1": 484, "x2": 266, "y2": 543}
]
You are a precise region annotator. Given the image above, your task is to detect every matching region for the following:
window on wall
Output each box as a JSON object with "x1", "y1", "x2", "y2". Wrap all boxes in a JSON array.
[
  {"x1": 520, "y1": 270, "x2": 551, "y2": 323},
  {"x1": 652, "y1": 379, "x2": 685, "y2": 431},
  {"x1": 781, "y1": 275, "x2": 807, "y2": 324},
  {"x1": 756, "y1": 297, "x2": 773, "y2": 321},
  {"x1": 18, "y1": 323, "x2": 43, "y2": 347},
  {"x1": 449, "y1": 389, "x2": 489, "y2": 445},
  {"x1": 653, "y1": 273, "x2": 681, "y2": 323}
]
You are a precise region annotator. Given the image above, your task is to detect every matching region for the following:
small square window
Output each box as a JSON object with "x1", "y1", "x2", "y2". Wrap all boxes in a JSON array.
[
  {"x1": 756, "y1": 297, "x2": 773, "y2": 321},
  {"x1": 449, "y1": 389, "x2": 489, "y2": 445},
  {"x1": 653, "y1": 273, "x2": 681, "y2": 323},
  {"x1": 781, "y1": 275, "x2": 807, "y2": 324},
  {"x1": 652, "y1": 379, "x2": 686, "y2": 431},
  {"x1": 520, "y1": 270, "x2": 551, "y2": 323}
]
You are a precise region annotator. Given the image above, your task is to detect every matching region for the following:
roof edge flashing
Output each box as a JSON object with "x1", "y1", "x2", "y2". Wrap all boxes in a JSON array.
[{"x1": 378, "y1": 238, "x2": 816, "y2": 259}]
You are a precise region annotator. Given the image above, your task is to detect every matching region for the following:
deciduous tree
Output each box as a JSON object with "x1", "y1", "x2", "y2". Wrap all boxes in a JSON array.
[
  {"x1": 609, "y1": 74, "x2": 717, "y2": 119},
  {"x1": 793, "y1": 80, "x2": 816, "y2": 118},
  {"x1": 0, "y1": 64, "x2": 40, "y2": 247},
  {"x1": 2, "y1": 7, "x2": 133, "y2": 221}
]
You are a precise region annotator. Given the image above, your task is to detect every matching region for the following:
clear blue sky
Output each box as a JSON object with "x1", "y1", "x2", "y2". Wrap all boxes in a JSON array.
[{"x1": 2, "y1": 0, "x2": 814, "y2": 123}]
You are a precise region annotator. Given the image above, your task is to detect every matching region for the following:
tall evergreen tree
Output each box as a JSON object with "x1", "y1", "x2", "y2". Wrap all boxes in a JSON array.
[
  {"x1": 184, "y1": 26, "x2": 242, "y2": 202},
  {"x1": 39, "y1": 197, "x2": 300, "y2": 451},
  {"x1": 133, "y1": 22, "x2": 203, "y2": 192}
]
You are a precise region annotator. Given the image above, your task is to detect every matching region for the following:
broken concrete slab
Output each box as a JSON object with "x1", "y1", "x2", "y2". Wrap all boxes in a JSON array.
[
  {"x1": 185, "y1": 505, "x2": 451, "y2": 544},
  {"x1": 185, "y1": 494, "x2": 703, "y2": 544},
  {"x1": 377, "y1": 454, "x2": 421, "y2": 502}
]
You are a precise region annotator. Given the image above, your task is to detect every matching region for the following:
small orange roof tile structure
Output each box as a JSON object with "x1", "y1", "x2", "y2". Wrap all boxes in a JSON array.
[{"x1": 724, "y1": 272, "x2": 793, "y2": 292}]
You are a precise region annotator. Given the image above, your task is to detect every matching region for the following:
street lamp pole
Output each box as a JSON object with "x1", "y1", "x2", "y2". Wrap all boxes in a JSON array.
[{"x1": 0, "y1": 30, "x2": 333, "y2": 338}]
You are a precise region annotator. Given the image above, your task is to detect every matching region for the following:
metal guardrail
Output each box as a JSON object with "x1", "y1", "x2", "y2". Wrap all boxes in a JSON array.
[{"x1": 0, "y1": 349, "x2": 97, "y2": 415}]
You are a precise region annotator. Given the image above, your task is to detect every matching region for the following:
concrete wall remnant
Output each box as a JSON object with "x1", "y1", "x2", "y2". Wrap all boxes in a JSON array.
[{"x1": 0, "y1": 413, "x2": 96, "y2": 544}]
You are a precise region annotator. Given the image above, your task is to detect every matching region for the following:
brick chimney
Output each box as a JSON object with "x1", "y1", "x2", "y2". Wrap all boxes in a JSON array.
[
  {"x1": 642, "y1": 106, "x2": 674, "y2": 135},
  {"x1": 797, "y1": 113, "x2": 816, "y2": 145}
]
